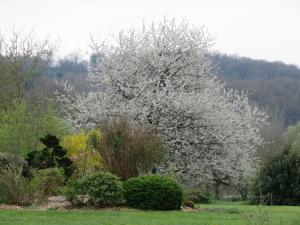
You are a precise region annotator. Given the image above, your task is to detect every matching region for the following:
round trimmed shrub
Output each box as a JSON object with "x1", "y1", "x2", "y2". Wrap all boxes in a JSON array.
[
  {"x1": 123, "y1": 175, "x2": 183, "y2": 210},
  {"x1": 66, "y1": 172, "x2": 124, "y2": 207}
]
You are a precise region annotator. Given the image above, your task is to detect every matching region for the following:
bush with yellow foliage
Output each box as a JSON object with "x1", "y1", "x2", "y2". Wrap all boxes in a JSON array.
[{"x1": 61, "y1": 130, "x2": 104, "y2": 178}]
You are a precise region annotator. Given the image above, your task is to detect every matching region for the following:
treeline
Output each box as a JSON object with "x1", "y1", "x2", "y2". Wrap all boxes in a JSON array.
[
  {"x1": 211, "y1": 53, "x2": 300, "y2": 126},
  {"x1": 211, "y1": 53, "x2": 300, "y2": 80}
]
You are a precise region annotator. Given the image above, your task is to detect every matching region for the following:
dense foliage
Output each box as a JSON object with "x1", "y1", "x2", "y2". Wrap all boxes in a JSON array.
[
  {"x1": 283, "y1": 121, "x2": 300, "y2": 154},
  {"x1": 26, "y1": 134, "x2": 73, "y2": 179},
  {"x1": 67, "y1": 172, "x2": 124, "y2": 207},
  {"x1": 61, "y1": 130, "x2": 104, "y2": 178},
  {"x1": 123, "y1": 175, "x2": 183, "y2": 210},
  {"x1": 253, "y1": 146, "x2": 300, "y2": 205},
  {"x1": 0, "y1": 101, "x2": 69, "y2": 156}
]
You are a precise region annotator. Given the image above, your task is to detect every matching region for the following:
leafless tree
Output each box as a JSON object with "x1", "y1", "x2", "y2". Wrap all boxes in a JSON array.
[{"x1": 0, "y1": 30, "x2": 53, "y2": 109}]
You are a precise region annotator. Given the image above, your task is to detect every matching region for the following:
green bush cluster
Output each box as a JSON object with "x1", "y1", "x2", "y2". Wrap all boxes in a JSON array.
[
  {"x1": 0, "y1": 152, "x2": 30, "y2": 177},
  {"x1": 0, "y1": 134, "x2": 74, "y2": 205},
  {"x1": 66, "y1": 172, "x2": 124, "y2": 207},
  {"x1": 30, "y1": 168, "x2": 65, "y2": 202},
  {"x1": 1, "y1": 132, "x2": 183, "y2": 210},
  {"x1": 0, "y1": 153, "x2": 32, "y2": 205},
  {"x1": 123, "y1": 175, "x2": 183, "y2": 210},
  {"x1": 0, "y1": 166, "x2": 32, "y2": 205},
  {"x1": 253, "y1": 146, "x2": 300, "y2": 205},
  {"x1": 1, "y1": 114, "x2": 176, "y2": 209}
]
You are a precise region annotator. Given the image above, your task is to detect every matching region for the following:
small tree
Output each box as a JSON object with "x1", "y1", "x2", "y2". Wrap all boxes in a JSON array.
[
  {"x1": 0, "y1": 30, "x2": 53, "y2": 110},
  {"x1": 283, "y1": 121, "x2": 300, "y2": 154},
  {"x1": 26, "y1": 134, "x2": 73, "y2": 179},
  {"x1": 96, "y1": 118, "x2": 166, "y2": 180},
  {"x1": 253, "y1": 145, "x2": 300, "y2": 205}
]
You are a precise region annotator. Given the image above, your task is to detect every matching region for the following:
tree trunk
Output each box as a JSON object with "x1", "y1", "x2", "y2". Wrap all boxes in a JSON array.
[
  {"x1": 214, "y1": 182, "x2": 221, "y2": 200},
  {"x1": 239, "y1": 188, "x2": 248, "y2": 201}
]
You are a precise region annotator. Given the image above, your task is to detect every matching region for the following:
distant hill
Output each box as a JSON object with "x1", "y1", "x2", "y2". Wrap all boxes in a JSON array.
[
  {"x1": 211, "y1": 54, "x2": 300, "y2": 126},
  {"x1": 211, "y1": 54, "x2": 300, "y2": 80}
]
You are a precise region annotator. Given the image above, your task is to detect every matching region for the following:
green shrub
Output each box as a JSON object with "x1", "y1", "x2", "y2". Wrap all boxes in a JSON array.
[
  {"x1": 253, "y1": 145, "x2": 300, "y2": 205},
  {"x1": 123, "y1": 175, "x2": 183, "y2": 210},
  {"x1": 0, "y1": 166, "x2": 32, "y2": 205},
  {"x1": 26, "y1": 134, "x2": 74, "y2": 179},
  {"x1": 183, "y1": 188, "x2": 211, "y2": 204},
  {"x1": 183, "y1": 200, "x2": 195, "y2": 208},
  {"x1": 0, "y1": 152, "x2": 30, "y2": 177},
  {"x1": 97, "y1": 118, "x2": 166, "y2": 180},
  {"x1": 221, "y1": 195, "x2": 243, "y2": 202},
  {"x1": 66, "y1": 172, "x2": 124, "y2": 207},
  {"x1": 229, "y1": 196, "x2": 243, "y2": 202},
  {"x1": 30, "y1": 168, "x2": 65, "y2": 202},
  {"x1": 0, "y1": 152, "x2": 30, "y2": 203}
]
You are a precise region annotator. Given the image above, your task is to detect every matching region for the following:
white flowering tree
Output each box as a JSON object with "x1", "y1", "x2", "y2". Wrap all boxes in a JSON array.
[{"x1": 57, "y1": 19, "x2": 267, "y2": 197}]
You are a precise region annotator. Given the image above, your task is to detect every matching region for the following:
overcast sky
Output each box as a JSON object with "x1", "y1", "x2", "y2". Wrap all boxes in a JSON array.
[{"x1": 0, "y1": 0, "x2": 299, "y2": 65}]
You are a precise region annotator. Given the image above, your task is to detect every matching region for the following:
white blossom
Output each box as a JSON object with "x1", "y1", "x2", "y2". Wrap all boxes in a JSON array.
[{"x1": 57, "y1": 18, "x2": 267, "y2": 188}]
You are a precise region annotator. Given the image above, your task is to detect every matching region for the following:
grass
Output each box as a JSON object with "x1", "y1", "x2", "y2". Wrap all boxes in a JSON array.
[{"x1": 0, "y1": 202, "x2": 299, "y2": 225}]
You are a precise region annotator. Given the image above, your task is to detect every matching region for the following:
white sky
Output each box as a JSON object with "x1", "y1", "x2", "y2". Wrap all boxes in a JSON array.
[{"x1": 0, "y1": 0, "x2": 299, "y2": 65}]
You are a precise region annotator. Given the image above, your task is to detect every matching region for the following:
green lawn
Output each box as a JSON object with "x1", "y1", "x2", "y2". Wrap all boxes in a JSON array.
[{"x1": 0, "y1": 202, "x2": 299, "y2": 225}]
